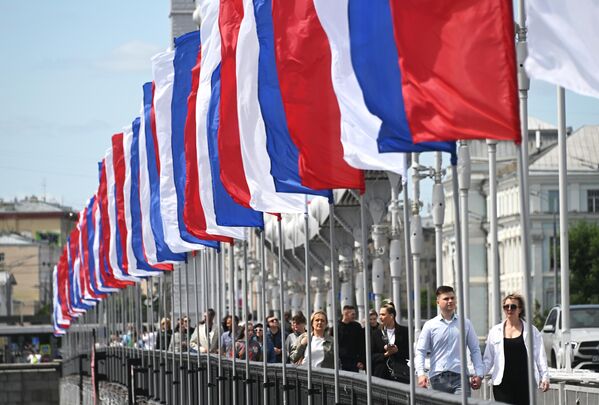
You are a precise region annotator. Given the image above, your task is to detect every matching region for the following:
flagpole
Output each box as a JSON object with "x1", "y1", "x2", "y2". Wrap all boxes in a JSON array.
[
  {"x1": 277, "y1": 218, "x2": 289, "y2": 405},
  {"x1": 451, "y1": 164, "x2": 469, "y2": 405},
  {"x1": 147, "y1": 278, "x2": 155, "y2": 398},
  {"x1": 229, "y1": 242, "x2": 238, "y2": 405},
  {"x1": 242, "y1": 238, "x2": 251, "y2": 404},
  {"x1": 402, "y1": 168, "x2": 416, "y2": 405},
  {"x1": 487, "y1": 140, "x2": 501, "y2": 326},
  {"x1": 170, "y1": 271, "x2": 176, "y2": 405},
  {"x1": 359, "y1": 193, "x2": 373, "y2": 405},
  {"x1": 192, "y1": 254, "x2": 202, "y2": 404},
  {"x1": 433, "y1": 152, "x2": 444, "y2": 292},
  {"x1": 388, "y1": 173, "x2": 402, "y2": 315},
  {"x1": 557, "y1": 86, "x2": 571, "y2": 370},
  {"x1": 411, "y1": 153, "x2": 422, "y2": 336},
  {"x1": 457, "y1": 142, "x2": 471, "y2": 321},
  {"x1": 516, "y1": 2, "x2": 537, "y2": 402},
  {"x1": 184, "y1": 260, "x2": 192, "y2": 405},
  {"x1": 329, "y1": 203, "x2": 341, "y2": 405},
  {"x1": 216, "y1": 250, "x2": 224, "y2": 403},
  {"x1": 304, "y1": 200, "x2": 314, "y2": 405},
  {"x1": 259, "y1": 229, "x2": 269, "y2": 405},
  {"x1": 204, "y1": 250, "x2": 214, "y2": 403}
]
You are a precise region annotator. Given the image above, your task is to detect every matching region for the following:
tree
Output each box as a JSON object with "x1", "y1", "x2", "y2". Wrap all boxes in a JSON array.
[{"x1": 568, "y1": 221, "x2": 599, "y2": 304}]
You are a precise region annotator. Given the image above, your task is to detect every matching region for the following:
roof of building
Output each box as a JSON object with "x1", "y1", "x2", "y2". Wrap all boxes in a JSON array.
[
  {"x1": 528, "y1": 117, "x2": 557, "y2": 131},
  {"x1": 0, "y1": 233, "x2": 37, "y2": 246},
  {"x1": 530, "y1": 125, "x2": 599, "y2": 173},
  {"x1": 0, "y1": 196, "x2": 73, "y2": 214}
]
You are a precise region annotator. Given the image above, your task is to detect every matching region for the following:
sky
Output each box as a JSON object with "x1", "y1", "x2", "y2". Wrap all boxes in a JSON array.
[{"x1": 1, "y1": 1, "x2": 598, "y2": 213}]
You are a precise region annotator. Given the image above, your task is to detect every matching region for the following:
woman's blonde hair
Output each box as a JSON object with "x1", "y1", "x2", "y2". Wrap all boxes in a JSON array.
[
  {"x1": 310, "y1": 310, "x2": 328, "y2": 326},
  {"x1": 503, "y1": 293, "x2": 525, "y2": 319}
]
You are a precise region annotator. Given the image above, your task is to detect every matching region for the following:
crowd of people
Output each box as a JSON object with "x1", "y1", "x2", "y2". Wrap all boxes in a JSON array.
[{"x1": 107, "y1": 285, "x2": 550, "y2": 404}]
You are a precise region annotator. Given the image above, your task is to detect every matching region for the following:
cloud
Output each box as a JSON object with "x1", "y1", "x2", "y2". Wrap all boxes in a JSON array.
[{"x1": 95, "y1": 40, "x2": 163, "y2": 73}]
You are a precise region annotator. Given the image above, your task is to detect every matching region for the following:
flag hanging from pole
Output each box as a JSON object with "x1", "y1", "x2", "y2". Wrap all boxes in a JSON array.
[{"x1": 525, "y1": 0, "x2": 599, "y2": 99}]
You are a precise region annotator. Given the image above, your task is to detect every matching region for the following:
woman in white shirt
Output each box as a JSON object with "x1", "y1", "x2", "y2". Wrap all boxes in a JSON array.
[
  {"x1": 483, "y1": 293, "x2": 550, "y2": 404},
  {"x1": 289, "y1": 311, "x2": 334, "y2": 368}
]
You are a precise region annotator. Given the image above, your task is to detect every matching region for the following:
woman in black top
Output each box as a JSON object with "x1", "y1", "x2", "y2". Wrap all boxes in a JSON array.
[{"x1": 371, "y1": 303, "x2": 410, "y2": 383}]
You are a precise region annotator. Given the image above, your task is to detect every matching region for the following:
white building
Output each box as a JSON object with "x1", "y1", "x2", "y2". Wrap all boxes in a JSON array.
[{"x1": 442, "y1": 120, "x2": 599, "y2": 334}]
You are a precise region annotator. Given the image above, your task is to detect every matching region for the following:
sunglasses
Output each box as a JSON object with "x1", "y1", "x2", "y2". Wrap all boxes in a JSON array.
[
  {"x1": 254, "y1": 328, "x2": 263, "y2": 332},
  {"x1": 269, "y1": 319, "x2": 279, "y2": 323},
  {"x1": 503, "y1": 304, "x2": 519, "y2": 311}
]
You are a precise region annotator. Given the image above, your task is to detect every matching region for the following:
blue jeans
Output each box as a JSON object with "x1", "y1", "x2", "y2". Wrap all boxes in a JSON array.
[{"x1": 430, "y1": 371, "x2": 470, "y2": 396}]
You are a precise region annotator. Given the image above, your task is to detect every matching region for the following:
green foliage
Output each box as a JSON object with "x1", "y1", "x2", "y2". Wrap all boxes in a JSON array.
[
  {"x1": 568, "y1": 221, "x2": 599, "y2": 304},
  {"x1": 532, "y1": 300, "x2": 548, "y2": 330}
]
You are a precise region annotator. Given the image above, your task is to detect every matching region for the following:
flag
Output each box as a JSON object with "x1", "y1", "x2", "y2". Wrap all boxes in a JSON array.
[
  {"x1": 343, "y1": 0, "x2": 457, "y2": 160},
  {"x1": 191, "y1": 1, "x2": 265, "y2": 230},
  {"x1": 218, "y1": 0, "x2": 311, "y2": 212},
  {"x1": 97, "y1": 160, "x2": 136, "y2": 289},
  {"x1": 152, "y1": 48, "x2": 220, "y2": 253},
  {"x1": 269, "y1": 0, "x2": 364, "y2": 190},
  {"x1": 89, "y1": 195, "x2": 119, "y2": 294},
  {"x1": 124, "y1": 120, "x2": 175, "y2": 274},
  {"x1": 104, "y1": 146, "x2": 141, "y2": 283},
  {"x1": 77, "y1": 199, "x2": 107, "y2": 300},
  {"x1": 139, "y1": 82, "x2": 187, "y2": 264},
  {"x1": 199, "y1": 0, "x2": 264, "y2": 228},
  {"x1": 525, "y1": 0, "x2": 599, "y2": 99},
  {"x1": 52, "y1": 266, "x2": 70, "y2": 335},
  {"x1": 385, "y1": 0, "x2": 520, "y2": 143}
]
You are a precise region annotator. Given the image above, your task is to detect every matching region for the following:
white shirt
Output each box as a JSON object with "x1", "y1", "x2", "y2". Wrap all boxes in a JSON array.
[
  {"x1": 483, "y1": 320, "x2": 549, "y2": 386},
  {"x1": 303, "y1": 336, "x2": 326, "y2": 368},
  {"x1": 385, "y1": 327, "x2": 396, "y2": 345}
]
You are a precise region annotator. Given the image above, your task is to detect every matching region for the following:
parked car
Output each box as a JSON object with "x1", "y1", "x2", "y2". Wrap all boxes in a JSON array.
[{"x1": 542, "y1": 304, "x2": 599, "y2": 370}]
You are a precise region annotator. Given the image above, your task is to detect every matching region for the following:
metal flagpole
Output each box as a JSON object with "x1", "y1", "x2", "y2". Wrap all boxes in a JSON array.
[
  {"x1": 388, "y1": 173, "x2": 403, "y2": 315},
  {"x1": 158, "y1": 276, "x2": 165, "y2": 404},
  {"x1": 260, "y1": 230, "x2": 269, "y2": 405},
  {"x1": 411, "y1": 153, "x2": 423, "y2": 336},
  {"x1": 457, "y1": 141, "x2": 471, "y2": 320},
  {"x1": 170, "y1": 271, "x2": 177, "y2": 405},
  {"x1": 402, "y1": 172, "x2": 416, "y2": 405},
  {"x1": 192, "y1": 254, "x2": 202, "y2": 404},
  {"x1": 304, "y1": 201, "x2": 314, "y2": 405},
  {"x1": 184, "y1": 258, "x2": 192, "y2": 405},
  {"x1": 516, "y1": 2, "x2": 538, "y2": 402},
  {"x1": 359, "y1": 194, "x2": 373, "y2": 405},
  {"x1": 487, "y1": 140, "x2": 501, "y2": 326},
  {"x1": 178, "y1": 261, "x2": 184, "y2": 405},
  {"x1": 277, "y1": 218, "x2": 288, "y2": 405},
  {"x1": 451, "y1": 164, "x2": 469, "y2": 405},
  {"x1": 229, "y1": 243, "x2": 238, "y2": 405},
  {"x1": 204, "y1": 250, "x2": 214, "y2": 404},
  {"x1": 557, "y1": 86, "x2": 571, "y2": 370},
  {"x1": 433, "y1": 152, "x2": 444, "y2": 290},
  {"x1": 147, "y1": 279, "x2": 155, "y2": 398},
  {"x1": 243, "y1": 238, "x2": 251, "y2": 404},
  {"x1": 329, "y1": 203, "x2": 341, "y2": 404},
  {"x1": 217, "y1": 250, "x2": 224, "y2": 403}
]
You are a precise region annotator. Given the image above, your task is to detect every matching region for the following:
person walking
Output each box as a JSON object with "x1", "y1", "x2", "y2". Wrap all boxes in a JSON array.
[
  {"x1": 483, "y1": 293, "x2": 550, "y2": 404},
  {"x1": 415, "y1": 286, "x2": 484, "y2": 395},
  {"x1": 189, "y1": 309, "x2": 219, "y2": 353},
  {"x1": 371, "y1": 303, "x2": 410, "y2": 383},
  {"x1": 285, "y1": 313, "x2": 307, "y2": 362},
  {"x1": 265, "y1": 315, "x2": 284, "y2": 363}
]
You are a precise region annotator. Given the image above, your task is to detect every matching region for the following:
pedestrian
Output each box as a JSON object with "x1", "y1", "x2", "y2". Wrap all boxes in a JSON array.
[
  {"x1": 155, "y1": 318, "x2": 172, "y2": 350},
  {"x1": 190, "y1": 309, "x2": 219, "y2": 353},
  {"x1": 285, "y1": 312, "x2": 307, "y2": 362},
  {"x1": 220, "y1": 315, "x2": 239, "y2": 358},
  {"x1": 369, "y1": 309, "x2": 380, "y2": 332},
  {"x1": 483, "y1": 293, "x2": 550, "y2": 404},
  {"x1": 337, "y1": 305, "x2": 365, "y2": 371},
  {"x1": 265, "y1": 315, "x2": 284, "y2": 363},
  {"x1": 289, "y1": 311, "x2": 334, "y2": 369},
  {"x1": 371, "y1": 303, "x2": 410, "y2": 383},
  {"x1": 415, "y1": 285, "x2": 484, "y2": 395},
  {"x1": 169, "y1": 316, "x2": 192, "y2": 352}
]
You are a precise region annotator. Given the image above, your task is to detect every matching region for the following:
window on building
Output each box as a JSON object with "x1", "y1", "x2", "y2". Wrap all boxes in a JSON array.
[
  {"x1": 547, "y1": 190, "x2": 559, "y2": 213},
  {"x1": 549, "y1": 235, "x2": 559, "y2": 271},
  {"x1": 588, "y1": 189, "x2": 599, "y2": 213}
]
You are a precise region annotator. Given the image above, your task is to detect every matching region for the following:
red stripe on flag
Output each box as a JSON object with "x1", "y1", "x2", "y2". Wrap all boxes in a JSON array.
[
  {"x1": 150, "y1": 82, "x2": 161, "y2": 176},
  {"x1": 389, "y1": 0, "x2": 520, "y2": 143},
  {"x1": 272, "y1": 0, "x2": 364, "y2": 191},
  {"x1": 218, "y1": 0, "x2": 253, "y2": 208},
  {"x1": 111, "y1": 133, "x2": 129, "y2": 272}
]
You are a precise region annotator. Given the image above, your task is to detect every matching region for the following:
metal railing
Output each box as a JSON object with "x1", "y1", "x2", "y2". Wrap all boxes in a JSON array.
[{"x1": 62, "y1": 345, "x2": 499, "y2": 405}]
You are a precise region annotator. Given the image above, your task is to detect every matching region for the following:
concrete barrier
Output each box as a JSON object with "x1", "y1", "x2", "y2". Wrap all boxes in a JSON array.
[{"x1": 0, "y1": 363, "x2": 61, "y2": 405}]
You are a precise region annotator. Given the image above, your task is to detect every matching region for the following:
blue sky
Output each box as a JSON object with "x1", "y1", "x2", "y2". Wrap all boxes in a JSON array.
[{"x1": 0, "y1": 1, "x2": 598, "y2": 212}]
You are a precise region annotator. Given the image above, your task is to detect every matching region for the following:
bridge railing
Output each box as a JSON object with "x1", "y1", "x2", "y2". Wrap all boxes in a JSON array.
[{"x1": 62, "y1": 345, "x2": 498, "y2": 405}]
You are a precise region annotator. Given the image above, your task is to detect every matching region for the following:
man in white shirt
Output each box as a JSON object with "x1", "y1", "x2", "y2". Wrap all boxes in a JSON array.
[
  {"x1": 190, "y1": 309, "x2": 219, "y2": 353},
  {"x1": 415, "y1": 286, "x2": 484, "y2": 395}
]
